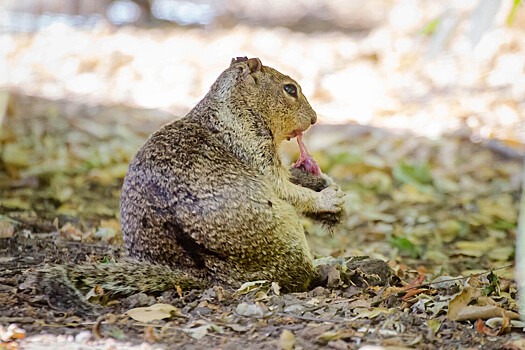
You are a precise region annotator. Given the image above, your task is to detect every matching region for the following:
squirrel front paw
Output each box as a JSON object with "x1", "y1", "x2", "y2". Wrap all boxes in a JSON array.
[{"x1": 317, "y1": 185, "x2": 345, "y2": 213}]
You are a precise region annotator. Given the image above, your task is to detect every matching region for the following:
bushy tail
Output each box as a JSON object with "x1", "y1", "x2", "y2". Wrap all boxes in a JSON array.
[
  {"x1": 57, "y1": 260, "x2": 208, "y2": 295},
  {"x1": 24, "y1": 261, "x2": 209, "y2": 314}
]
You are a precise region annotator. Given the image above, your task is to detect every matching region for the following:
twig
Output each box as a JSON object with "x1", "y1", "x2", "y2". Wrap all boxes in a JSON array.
[
  {"x1": 404, "y1": 264, "x2": 514, "y2": 291},
  {"x1": 0, "y1": 215, "x2": 21, "y2": 224},
  {"x1": 276, "y1": 312, "x2": 350, "y2": 324},
  {"x1": 371, "y1": 264, "x2": 514, "y2": 307}
]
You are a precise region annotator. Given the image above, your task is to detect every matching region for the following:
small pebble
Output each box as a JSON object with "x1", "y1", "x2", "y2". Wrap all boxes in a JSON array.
[{"x1": 74, "y1": 331, "x2": 92, "y2": 343}]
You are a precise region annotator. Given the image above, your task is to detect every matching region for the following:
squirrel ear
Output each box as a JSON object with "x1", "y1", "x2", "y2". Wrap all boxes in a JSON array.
[
  {"x1": 230, "y1": 57, "x2": 262, "y2": 73},
  {"x1": 230, "y1": 56, "x2": 248, "y2": 66},
  {"x1": 230, "y1": 57, "x2": 262, "y2": 85},
  {"x1": 246, "y1": 58, "x2": 262, "y2": 73}
]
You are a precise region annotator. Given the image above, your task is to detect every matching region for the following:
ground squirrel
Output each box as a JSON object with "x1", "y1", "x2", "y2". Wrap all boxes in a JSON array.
[{"x1": 34, "y1": 57, "x2": 347, "y2": 300}]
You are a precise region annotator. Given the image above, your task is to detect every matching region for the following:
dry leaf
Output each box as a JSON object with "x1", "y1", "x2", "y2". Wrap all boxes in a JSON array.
[
  {"x1": 225, "y1": 323, "x2": 252, "y2": 332},
  {"x1": 455, "y1": 305, "x2": 518, "y2": 321},
  {"x1": 317, "y1": 330, "x2": 354, "y2": 344},
  {"x1": 235, "y1": 280, "x2": 267, "y2": 294},
  {"x1": 448, "y1": 286, "x2": 520, "y2": 321},
  {"x1": 0, "y1": 219, "x2": 15, "y2": 238},
  {"x1": 144, "y1": 325, "x2": 156, "y2": 343},
  {"x1": 126, "y1": 303, "x2": 181, "y2": 323},
  {"x1": 487, "y1": 246, "x2": 514, "y2": 262},
  {"x1": 182, "y1": 323, "x2": 224, "y2": 340},
  {"x1": 85, "y1": 284, "x2": 105, "y2": 302},
  {"x1": 485, "y1": 316, "x2": 522, "y2": 332},
  {"x1": 477, "y1": 195, "x2": 517, "y2": 222},
  {"x1": 427, "y1": 319, "x2": 441, "y2": 334},
  {"x1": 475, "y1": 319, "x2": 502, "y2": 336},
  {"x1": 58, "y1": 222, "x2": 85, "y2": 241},
  {"x1": 235, "y1": 302, "x2": 267, "y2": 318},
  {"x1": 279, "y1": 329, "x2": 295, "y2": 350},
  {"x1": 182, "y1": 325, "x2": 210, "y2": 340},
  {"x1": 271, "y1": 282, "x2": 281, "y2": 295},
  {"x1": 353, "y1": 307, "x2": 392, "y2": 319},
  {"x1": 447, "y1": 287, "x2": 481, "y2": 321}
]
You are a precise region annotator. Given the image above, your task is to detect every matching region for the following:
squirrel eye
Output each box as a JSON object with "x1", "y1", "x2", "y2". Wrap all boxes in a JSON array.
[{"x1": 283, "y1": 83, "x2": 298, "y2": 98}]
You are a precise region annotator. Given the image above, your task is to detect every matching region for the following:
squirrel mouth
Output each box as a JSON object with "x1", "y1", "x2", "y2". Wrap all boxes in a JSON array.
[{"x1": 286, "y1": 129, "x2": 303, "y2": 141}]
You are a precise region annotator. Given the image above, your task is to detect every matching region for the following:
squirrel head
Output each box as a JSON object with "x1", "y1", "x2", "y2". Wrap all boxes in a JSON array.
[{"x1": 220, "y1": 57, "x2": 317, "y2": 144}]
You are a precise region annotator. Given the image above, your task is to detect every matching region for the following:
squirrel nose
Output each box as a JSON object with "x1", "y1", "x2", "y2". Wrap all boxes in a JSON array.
[{"x1": 311, "y1": 113, "x2": 317, "y2": 125}]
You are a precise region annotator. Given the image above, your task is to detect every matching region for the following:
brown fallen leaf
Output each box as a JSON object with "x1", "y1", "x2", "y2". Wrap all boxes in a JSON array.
[
  {"x1": 279, "y1": 329, "x2": 295, "y2": 350},
  {"x1": 455, "y1": 305, "x2": 519, "y2": 322},
  {"x1": 447, "y1": 287, "x2": 481, "y2": 321},
  {"x1": 317, "y1": 329, "x2": 355, "y2": 344},
  {"x1": 176, "y1": 285, "x2": 183, "y2": 299},
  {"x1": 0, "y1": 219, "x2": 15, "y2": 238},
  {"x1": 92, "y1": 317, "x2": 103, "y2": 339},
  {"x1": 447, "y1": 283, "x2": 520, "y2": 322},
  {"x1": 126, "y1": 303, "x2": 182, "y2": 323},
  {"x1": 475, "y1": 316, "x2": 511, "y2": 336},
  {"x1": 144, "y1": 325, "x2": 157, "y2": 343},
  {"x1": 182, "y1": 323, "x2": 224, "y2": 340},
  {"x1": 353, "y1": 307, "x2": 393, "y2": 319},
  {"x1": 403, "y1": 274, "x2": 426, "y2": 290},
  {"x1": 402, "y1": 274, "x2": 427, "y2": 301},
  {"x1": 402, "y1": 288, "x2": 429, "y2": 301}
]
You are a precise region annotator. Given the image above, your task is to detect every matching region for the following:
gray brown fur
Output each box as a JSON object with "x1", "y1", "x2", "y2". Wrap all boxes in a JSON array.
[
  {"x1": 38, "y1": 58, "x2": 345, "y2": 296},
  {"x1": 289, "y1": 167, "x2": 343, "y2": 227}
]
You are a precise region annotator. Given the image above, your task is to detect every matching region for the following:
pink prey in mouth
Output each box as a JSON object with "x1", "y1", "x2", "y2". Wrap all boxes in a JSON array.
[{"x1": 292, "y1": 131, "x2": 322, "y2": 176}]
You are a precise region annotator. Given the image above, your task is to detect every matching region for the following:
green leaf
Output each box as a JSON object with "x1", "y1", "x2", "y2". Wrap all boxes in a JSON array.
[
  {"x1": 490, "y1": 220, "x2": 517, "y2": 230},
  {"x1": 100, "y1": 256, "x2": 112, "y2": 264},
  {"x1": 421, "y1": 18, "x2": 441, "y2": 36},
  {"x1": 330, "y1": 152, "x2": 363, "y2": 166},
  {"x1": 109, "y1": 327, "x2": 127, "y2": 340},
  {"x1": 507, "y1": 0, "x2": 522, "y2": 26},
  {"x1": 483, "y1": 270, "x2": 501, "y2": 296},
  {"x1": 393, "y1": 162, "x2": 433, "y2": 186},
  {"x1": 389, "y1": 236, "x2": 420, "y2": 258}
]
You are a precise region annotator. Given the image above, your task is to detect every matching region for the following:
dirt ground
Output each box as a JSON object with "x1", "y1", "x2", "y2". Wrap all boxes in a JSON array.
[
  {"x1": 1, "y1": 93, "x2": 524, "y2": 349},
  {"x1": 0, "y1": 235, "x2": 519, "y2": 350}
]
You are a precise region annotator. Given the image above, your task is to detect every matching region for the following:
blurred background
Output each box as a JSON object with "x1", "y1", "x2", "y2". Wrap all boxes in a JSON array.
[{"x1": 0, "y1": 0, "x2": 524, "y2": 142}]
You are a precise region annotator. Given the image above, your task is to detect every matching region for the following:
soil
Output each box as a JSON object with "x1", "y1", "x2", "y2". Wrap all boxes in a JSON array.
[{"x1": 0, "y1": 233, "x2": 514, "y2": 349}]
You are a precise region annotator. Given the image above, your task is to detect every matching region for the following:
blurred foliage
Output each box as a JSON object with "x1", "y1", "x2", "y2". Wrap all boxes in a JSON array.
[{"x1": 507, "y1": 0, "x2": 523, "y2": 25}]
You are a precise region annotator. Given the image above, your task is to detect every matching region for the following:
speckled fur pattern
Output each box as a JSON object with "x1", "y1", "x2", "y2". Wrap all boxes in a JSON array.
[
  {"x1": 121, "y1": 57, "x2": 337, "y2": 292},
  {"x1": 37, "y1": 58, "x2": 345, "y2": 297}
]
